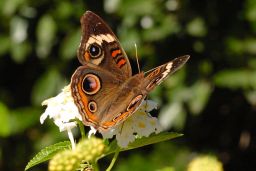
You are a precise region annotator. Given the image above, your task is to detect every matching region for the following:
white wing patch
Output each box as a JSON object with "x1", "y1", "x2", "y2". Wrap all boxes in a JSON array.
[
  {"x1": 156, "y1": 62, "x2": 173, "y2": 85},
  {"x1": 86, "y1": 34, "x2": 115, "y2": 48}
]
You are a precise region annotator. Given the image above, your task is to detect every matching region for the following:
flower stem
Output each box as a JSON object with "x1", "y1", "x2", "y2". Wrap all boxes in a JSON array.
[
  {"x1": 67, "y1": 128, "x2": 76, "y2": 150},
  {"x1": 92, "y1": 161, "x2": 99, "y2": 171},
  {"x1": 106, "y1": 149, "x2": 120, "y2": 171},
  {"x1": 78, "y1": 120, "x2": 86, "y2": 139}
]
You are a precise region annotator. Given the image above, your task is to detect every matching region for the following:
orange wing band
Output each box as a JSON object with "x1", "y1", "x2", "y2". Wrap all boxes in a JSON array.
[
  {"x1": 117, "y1": 58, "x2": 126, "y2": 68},
  {"x1": 111, "y1": 49, "x2": 121, "y2": 58}
]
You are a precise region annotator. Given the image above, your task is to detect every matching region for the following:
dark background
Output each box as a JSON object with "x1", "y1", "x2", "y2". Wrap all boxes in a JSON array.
[{"x1": 0, "y1": 0, "x2": 256, "y2": 170}]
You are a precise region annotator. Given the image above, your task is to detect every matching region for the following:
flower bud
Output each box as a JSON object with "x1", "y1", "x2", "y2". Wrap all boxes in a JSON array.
[
  {"x1": 187, "y1": 155, "x2": 223, "y2": 171},
  {"x1": 75, "y1": 137, "x2": 105, "y2": 162},
  {"x1": 49, "y1": 150, "x2": 80, "y2": 171}
]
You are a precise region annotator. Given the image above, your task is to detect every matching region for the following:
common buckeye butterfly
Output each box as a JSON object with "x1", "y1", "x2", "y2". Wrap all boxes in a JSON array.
[{"x1": 71, "y1": 11, "x2": 189, "y2": 132}]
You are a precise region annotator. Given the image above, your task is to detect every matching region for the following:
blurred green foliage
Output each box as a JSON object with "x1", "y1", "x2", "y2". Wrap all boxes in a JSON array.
[{"x1": 0, "y1": 0, "x2": 256, "y2": 170}]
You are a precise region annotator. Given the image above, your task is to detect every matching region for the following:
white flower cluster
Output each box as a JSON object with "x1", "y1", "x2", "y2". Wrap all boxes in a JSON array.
[
  {"x1": 40, "y1": 85, "x2": 82, "y2": 149},
  {"x1": 101, "y1": 100, "x2": 162, "y2": 147},
  {"x1": 40, "y1": 85, "x2": 162, "y2": 148}
]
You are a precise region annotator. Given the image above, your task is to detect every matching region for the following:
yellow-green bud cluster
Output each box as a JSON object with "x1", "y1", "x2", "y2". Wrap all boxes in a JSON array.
[
  {"x1": 187, "y1": 155, "x2": 223, "y2": 171},
  {"x1": 75, "y1": 137, "x2": 105, "y2": 162},
  {"x1": 49, "y1": 137, "x2": 105, "y2": 171},
  {"x1": 157, "y1": 166, "x2": 175, "y2": 171},
  {"x1": 48, "y1": 150, "x2": 80, "y2": 171}
]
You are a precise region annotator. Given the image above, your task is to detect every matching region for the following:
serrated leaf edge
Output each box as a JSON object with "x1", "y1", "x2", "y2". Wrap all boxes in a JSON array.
[
  {"x1": 25, "y1": 141, "x2": 71, "y2": 170},
  {"x1": 103, "y1": 132, "x2": 183, "y2": 157}
]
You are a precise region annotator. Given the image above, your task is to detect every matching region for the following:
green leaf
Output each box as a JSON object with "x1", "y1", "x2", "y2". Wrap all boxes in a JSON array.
[
  {"x1": 25, "y1": 141, "x2": 71, "y2": 170},
  {"x1": 36, "y1": 14, "x2": 56, "y2": 58},
  {"x1": 55, "y1": 1, "x2": 73, "y2": 19},
  {"x1": 120, "y1": 0, "x2": 157, "y2": 15},
  {"x1": 104, "y1": 0, "x2": 120, "y2": 13},
  {"x1": 245, "y1": 0, "x2": 256, "y2": 22},
  {"x1": 119, "y1": 28, "x2": 141, "y2": 52},
  {"x1": 248, "y1": 58, "x2": 256, "y2": 69},
  {"x1": 186, "y1": 17, "x2": 207, "y2": 37},
  {"x1": 226, "y1": 38, "x2": 256, "y2": 55},
  {"x1": 10, "y1": 16, "x2": 30, "y2": 63},
  {"x1": 10, "y1": 41, "x2": 31, "y2": 63},
  {"x1": 104, "y1": 132, "x2": 182, "y2": 157},
  {"x1": 159, "y1": 102, "x2": 186, "y2": 130},
  {"x1": 188, "y1": 81, "x2": 212, "y2": 115},
  {"x1": 2, "y1": 0, "x2": 25, "y2": 16},
  {"x1": 0, "y1": 105, "x2": 41, "y2": 137},
  {"x1": 214, "y1": 69, "x2": 256, "y2": 89},
  {"x1": 225, "y1": 37, "x2": 244, "y2": 55},
  {"x1": 60, "y1": 29, "x2": 80, "y2": 60},
  {"x1": 31, "y1": 68, "x2": 64, "y2": 105},
  {"x1": 245, "y1": 90, "x2": 256, "y2": 106},
  {"x1": 143, "y1": 15, "x2": 179, "y2": 41},
  {"x1": 10, "y1": 107, "x2": 41, "y2": 135},
  {"x1": 127, "y1": 132, "x2": 182, "y2": 150},
  {"x1": 165, "y1": 68, "x2": 186, "y2": 90},
  {"x1": 198, "y1": 60, "x2": 213, "y2": 75},
  {"x1": 0, "y1": 102, "x2": 11, "y2": 137},
  {"x1": 0, "y1": 35, "x2": 11, "y2": 56},
  {"x1": 244, "y1": 38, "x2": 256, "y2": 54},
  {"x1": 193, "y1": 41, "x2": 205, "y2": 53}
]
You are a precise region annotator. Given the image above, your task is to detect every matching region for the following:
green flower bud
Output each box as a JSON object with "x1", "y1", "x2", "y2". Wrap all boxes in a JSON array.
[
  {"x1": 49, "y1": 150, "x2": 80, "y2": 171},
  {"x1": 187, "y1": 155, "x2": 223, "y2": 171},
  {"x1": 48, "y1": 137, "x2": 105, "y2": 171},
  {"x1": 75, "y1": 137, "x2": 105, "y2": 162}
]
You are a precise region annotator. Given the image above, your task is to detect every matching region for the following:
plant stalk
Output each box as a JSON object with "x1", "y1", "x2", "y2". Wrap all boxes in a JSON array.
[
  {"x1": 78, "y1": 120, "x2": 86, "y2": 139},
  {"x1": 106, "y1": 149, "x2": 120, "y2": 171}
]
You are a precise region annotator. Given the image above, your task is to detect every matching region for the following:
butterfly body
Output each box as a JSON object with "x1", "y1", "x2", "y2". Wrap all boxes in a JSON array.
[{"x1": 71, "y1": 11, "x2": 189, "y2": 132}]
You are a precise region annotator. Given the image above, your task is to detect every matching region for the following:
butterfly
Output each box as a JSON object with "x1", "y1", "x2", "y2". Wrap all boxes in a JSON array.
[{"x1": 71, "y1": 11, "x2": 189, "y2": 132}]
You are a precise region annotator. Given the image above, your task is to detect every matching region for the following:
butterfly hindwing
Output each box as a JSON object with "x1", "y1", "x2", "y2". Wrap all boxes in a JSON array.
[
  {"x1": 71, "y1": 63, "x2": 146, "y2": 131},
  {"x1": 71, "y1": 63, "x2": 124, "y2": 130}
]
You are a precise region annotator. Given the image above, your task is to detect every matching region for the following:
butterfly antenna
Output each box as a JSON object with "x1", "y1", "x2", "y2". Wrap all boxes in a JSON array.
[{"x1": 135, "y1": 43, "x2": 141, "y2": 73}]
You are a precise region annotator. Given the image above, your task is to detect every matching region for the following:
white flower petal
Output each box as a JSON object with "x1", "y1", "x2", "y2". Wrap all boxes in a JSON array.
[
  {"x1": 139, "y1": 100, "x2": 158, "y2": 112},
  {"x1": 40, "y1": 111, "x2": 49, "y2": 124},
  {"x1": 116, "y1": 123, "x2": 136, "y2": 147},
  {"x1": 40, "y1": 84, "x2": 82, "y2": 132},
  {"x1": 88, "y1": 126, "x2": 97, "y2": 138},
  {"x1": 101, "y1": 128, "x2": 117, "y2": 139},
  {"x1": 59, "y1": 122, "x2": 77, "y2": 132},
  {"x1": 100, "y1": 100, "x2": 163, "y2": 148}
]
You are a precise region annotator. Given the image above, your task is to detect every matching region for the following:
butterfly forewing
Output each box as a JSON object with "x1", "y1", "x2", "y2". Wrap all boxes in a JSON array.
[
  {"x1": 143, "y1": 55, "x2": 190, "y2": 91},
  {"x1": 78, "y1": 11, "x2": 132, "y2": 79}
]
